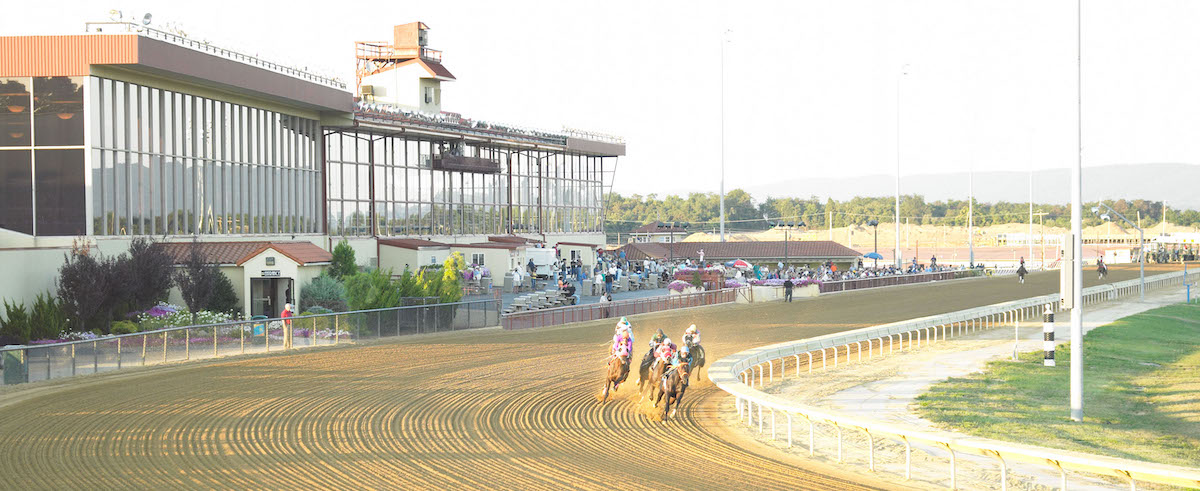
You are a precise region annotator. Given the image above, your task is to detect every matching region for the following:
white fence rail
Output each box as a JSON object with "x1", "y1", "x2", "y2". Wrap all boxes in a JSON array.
[{"x1": 709, "y1": 271, "x2": 1200, "y2": 490}]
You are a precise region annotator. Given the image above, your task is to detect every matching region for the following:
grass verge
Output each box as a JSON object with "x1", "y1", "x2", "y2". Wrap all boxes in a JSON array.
[{"x1": 915, "y1": 303, "x2": 1200, "y2": 467}]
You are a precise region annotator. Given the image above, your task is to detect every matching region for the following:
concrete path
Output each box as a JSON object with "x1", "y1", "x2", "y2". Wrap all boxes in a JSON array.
[{"x1": 794, "y1": 284, "x2": 1189, "y2": 490}]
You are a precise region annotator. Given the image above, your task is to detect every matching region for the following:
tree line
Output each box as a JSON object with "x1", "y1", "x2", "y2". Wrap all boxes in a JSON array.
[{"x1": 604, "y1": 191, "x2": 1199, "y2": 235}]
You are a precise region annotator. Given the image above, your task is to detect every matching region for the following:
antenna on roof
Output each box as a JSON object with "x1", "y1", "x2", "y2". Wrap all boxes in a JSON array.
[
  {"x1": 109, "y1": 9, "x2": 122, "y2": 21},
  {"x1": 142, "y1": 13, "x2": 153, "y2": 26}
]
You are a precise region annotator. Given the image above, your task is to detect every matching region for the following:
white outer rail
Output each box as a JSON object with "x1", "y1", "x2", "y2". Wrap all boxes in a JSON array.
[{"x1": 712, "y1": 271, "x2": 1199, "y2": 490}]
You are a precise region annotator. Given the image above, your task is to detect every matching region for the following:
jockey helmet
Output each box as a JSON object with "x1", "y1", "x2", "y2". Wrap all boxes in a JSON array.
[
  {"x1": 686, "y1": 324, "x2": 697, "y2": 333},
  {"x1": 663, "y1": 337, "x2": 672, "y2": 346},
  {"x1": 680, "y1": 345, "x2": 690, "y2": 353}
]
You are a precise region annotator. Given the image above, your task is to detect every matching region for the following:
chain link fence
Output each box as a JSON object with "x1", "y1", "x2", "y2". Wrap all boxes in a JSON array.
[{"x1": 0, "y1": 298, "x2": 500, "y2": 386}]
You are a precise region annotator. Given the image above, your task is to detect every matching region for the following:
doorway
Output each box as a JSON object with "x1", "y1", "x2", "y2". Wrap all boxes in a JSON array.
[{"x1": 251, "y1": 277, "x2": 294, "y2": 318}]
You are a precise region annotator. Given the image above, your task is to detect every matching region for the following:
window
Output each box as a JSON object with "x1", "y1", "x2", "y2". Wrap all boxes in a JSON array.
[
  {"x1": 430, "y1": 255, "x2": 437, "y2": 265},
  {"x1": 472, "y1": 253, "x2": 485, "y2": 266},
  {"x1": 34, "y1": 149, "x2": 85, "y2": 236},
  {"x1": 424, "y1": 87, "x2": 433, "y2": 104},
  {"x1": 0, "y1": 150, "x2": 33, "y2": 234}
]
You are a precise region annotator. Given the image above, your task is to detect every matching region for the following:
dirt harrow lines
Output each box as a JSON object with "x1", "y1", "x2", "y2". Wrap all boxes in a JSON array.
[{"x1": 0, "y1": 266, "x2": 1160, "y2": 489}]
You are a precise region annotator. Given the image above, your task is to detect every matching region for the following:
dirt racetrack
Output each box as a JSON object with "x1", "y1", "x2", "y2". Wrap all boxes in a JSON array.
[{"x1": 0, "y1": 265, "x2": 1176, "y2": 490}]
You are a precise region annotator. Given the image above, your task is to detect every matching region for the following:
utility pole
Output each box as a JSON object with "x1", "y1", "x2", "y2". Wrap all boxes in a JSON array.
[
  {"x1": 969, "y1": 170, "x2": 975, "y2": 268},
  {"x1": 719, "y1": 36, "x2": 725, "y2": 242},
  {"x1": 895, "y1": 65, "x2": 909, "y2": 269},
  {"x1": 1069, "y1": 0, "x2": 1084, "y2": 423}
]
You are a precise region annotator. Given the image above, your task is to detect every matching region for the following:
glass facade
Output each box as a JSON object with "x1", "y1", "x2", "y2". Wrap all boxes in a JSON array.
[
  {"x1": 89, "y1": 76, "x2": 322, "y2": 236},
  {"x1": 0, "y1": 76, "x2": 85, "y2": 236},
  {"x1": 325, "y1": 130, "x2": 606, "y2": 237}
]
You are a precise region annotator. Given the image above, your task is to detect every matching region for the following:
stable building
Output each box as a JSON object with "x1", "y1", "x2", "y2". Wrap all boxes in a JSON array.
[{"x1": 158, "y1": 241, "x2": 332, "y2": 317}]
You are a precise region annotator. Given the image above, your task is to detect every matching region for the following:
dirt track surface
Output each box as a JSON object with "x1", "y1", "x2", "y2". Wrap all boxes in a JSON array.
[{"x1": 0, "y1": 265, "x2": 1173, "y2": 490}]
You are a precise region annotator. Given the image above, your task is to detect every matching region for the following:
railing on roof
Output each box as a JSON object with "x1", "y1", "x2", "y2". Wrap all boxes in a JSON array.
[
  {"x1": 354, "y1": 101, "x2": 572, "y2": 145},
  {"x1": 84, "y1": 21, "x2": 347, "y2": 90},
  {"x1": 355, "y1": 41, "x2": 442, "y2": 64}
]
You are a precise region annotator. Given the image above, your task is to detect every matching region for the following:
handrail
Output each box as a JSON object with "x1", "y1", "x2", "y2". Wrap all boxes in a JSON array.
[{"x1": 710, "y1": 270, "x2": 1200, "y2": 489}]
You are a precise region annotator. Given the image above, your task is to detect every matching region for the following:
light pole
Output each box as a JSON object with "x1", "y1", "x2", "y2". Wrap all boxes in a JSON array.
[
  {"x1": 868, "y1": 219, "x2": 880, "y2": 268},
  {"x1": 1034, "y1": 211, "x2": 1049, "y2": 269},
  {"x1": 1069, "y1": 0, "x2": 1084, "y2": 423},
  {"x1": 1093, "y1": 204, "x2": 1144, "y2": 301},
  {"x1": 895, "y1": 65, "x2": 909, "y2": 268},
  {"x1": 969, "y1": 169, "x2": 975, "y2": 268},
  {"x1": 719, "y1": 29, "x2": 731, "y2": 242}
]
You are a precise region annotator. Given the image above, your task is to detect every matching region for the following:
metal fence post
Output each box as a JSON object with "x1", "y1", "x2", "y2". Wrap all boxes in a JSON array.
[
  {"x1": 185, "y1": 329, "x2": 190, "y2": 360},
  {"x1": 93, "y1": 340, "x2": 98, "y2": 373},
  {"x1": 162, "y1": 331, "x2": 167, "y2": 362},
  {"x1": 117, "y1": 337, "x2": 122, "y2": 370},
  {"x1": 71, "y1": 343, "x2": 76, "y2": 376}
]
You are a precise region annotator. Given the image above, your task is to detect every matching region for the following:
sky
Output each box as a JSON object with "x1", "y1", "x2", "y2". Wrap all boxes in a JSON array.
[{"x1": 4, "y1": 0, "x2": 1200, "y2": 197}]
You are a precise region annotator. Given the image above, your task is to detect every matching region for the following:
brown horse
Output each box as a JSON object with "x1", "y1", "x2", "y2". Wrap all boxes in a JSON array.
[
  {"x1": 656, "y1": 363, "x2": 691, "y2": 420},
  {"x1": 641, "y1": 359, "x2": 667, "y2": 403},
  {"x1": 601, "y1": 355, "x2": 628, "y2": 403}
]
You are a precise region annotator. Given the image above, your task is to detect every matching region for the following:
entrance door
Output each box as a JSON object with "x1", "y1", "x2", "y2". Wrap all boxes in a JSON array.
[{"x1": 251, "y1": 277, "x2": 295, "y2": 317}]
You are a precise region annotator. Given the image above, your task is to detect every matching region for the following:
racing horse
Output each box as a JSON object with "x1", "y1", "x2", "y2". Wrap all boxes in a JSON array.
[
  {"x1": 1097, "y1": 260, "x2": 1108, "y2": 279},
  {"x1": 1016, "y1": 264, "x2": 1028, "y2": 284},
  {"x1": 655, "y1": 362, "x2": 691, "y2": 421},
  {"x1": 641, "y1": 358, "x2": 668, "y2": 403},
  {"x1": 636, "y1": 347, "x2": 656, "y2": 397},
  {"x1": 601, "y1": 355, "x2": 628, "y2": 403},
  {"x1": 686, "y1": 342, "x2": 706, "y2": 380}
]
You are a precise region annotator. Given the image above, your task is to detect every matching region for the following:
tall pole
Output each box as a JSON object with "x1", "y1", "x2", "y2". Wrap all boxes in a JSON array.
[
  {"x1": 1070, "y1": 0, "x2": 1084, "y2": 423},
  {"x1": 719, "y1": 35, "x2": 726, "y2": 242},
  {"x1": 1029, "y1": 146, "x2": 1034, "y2": 265},
  {"x1": 895, "y1": 65, "x2": 907, "y2": 268},
  {"x1": 969, "y1": 170, "x2": 974, "y2": 268}
]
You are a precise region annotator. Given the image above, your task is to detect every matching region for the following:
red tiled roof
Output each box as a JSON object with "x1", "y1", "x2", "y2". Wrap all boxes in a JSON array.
[
  {"x1": 378, "y1": 238, "x2": 448, "y2": 250},
  {"x1": 618, "y1": 241, "x2": 861, "y2": 261},
  {"x1": 631, "y1": 221, "x2": 687, "y2": 234},
  {"x1": 456, "y1": 242, "x2": 524, "y2": 250},
  {"x1": 487, "y1": 235, "x2": 542, "y2": 244},
  {"x1": 556, "y1": 241, "x2": 602, "y2": 248},
  {"x1": 422, "y1": 60, "x2": 456, "y2": 80},
  {"x1": 157, "y1": 241, "x2": 332, "y2": 266}
]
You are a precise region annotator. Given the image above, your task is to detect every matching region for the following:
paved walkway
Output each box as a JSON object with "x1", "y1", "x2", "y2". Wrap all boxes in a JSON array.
[{"x1": 777, "y1": 284, "x2": 1189, "y2": 490}]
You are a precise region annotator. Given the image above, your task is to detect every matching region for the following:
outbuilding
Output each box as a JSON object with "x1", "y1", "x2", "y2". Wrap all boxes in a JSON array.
[
  {"x1": 378, "y1": 238, "x2": 450, "y2": 273},
  {"x1": 159, "y1": 241, "x2": 332, "y2": 318}
]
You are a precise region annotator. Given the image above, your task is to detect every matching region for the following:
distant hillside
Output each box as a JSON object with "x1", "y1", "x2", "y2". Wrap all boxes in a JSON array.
[{"x1": 742, "y1": 163, "x2": 1200, "y2": 209}]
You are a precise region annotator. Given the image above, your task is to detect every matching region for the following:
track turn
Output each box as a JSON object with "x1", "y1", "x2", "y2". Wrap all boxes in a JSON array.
[{"x1": 0, "y1": 266, "x2": 1166, "y2": 489}]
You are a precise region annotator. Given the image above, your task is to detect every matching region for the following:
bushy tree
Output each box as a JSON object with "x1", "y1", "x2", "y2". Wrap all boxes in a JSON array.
[
  {"x1": 29, "y1": 293, "x2": 68, "y2": 341},
  {"x1": 206, "y1": 272, "x2": 241, "y2": 317},
  {"x1": 125, "y1": 237, "x2": 174, "y2": 311},
  {"x1": 0, "y1": 300, "x2": 31, "y2": 344},
  {"x1": 329, "y1": 240, "x2": 358, "y2": 281},
  {"x1": 299, "y1": 273, "x2": 348, "y2": 312},
  {"x1": 437, "y1": 252, "x2": 466, "y2": 303},
  {"x1": 57, "y1": 241, "x2": 123, "y2": 333},
  {"x1": 174, "y1": 241, "x2": 218, "y2": 324},
  {"x1": 395, "y1": 267, "x2": 422, "y2": 298},
  {"x1": 344, "y1": 268, "x2": 401, "y2": 311}
]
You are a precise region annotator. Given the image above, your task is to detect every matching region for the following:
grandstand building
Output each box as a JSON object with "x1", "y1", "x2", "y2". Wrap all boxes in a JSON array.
[{"x1": 0, "y1": 20, "x2": 623, "y2": 312}]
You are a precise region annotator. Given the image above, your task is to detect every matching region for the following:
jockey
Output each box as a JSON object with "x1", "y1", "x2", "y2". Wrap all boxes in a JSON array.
[
  {"x1": 612, "y1": 320, "x2": 634, "y2": 361},
  {"x1": 672, "y1": 344, "x2": 692, "y2": 369},
  {"x1": 610, "y1": 329, "x2": 632, "y2": 388},
  {"x1": 648, "y1": 328, "x2": 666, "y2": 351},
  {"x1": 655, "y1": 337, "x2": 677, "y2": 369},
  {"x1": 614, "y1": 317, "x2": 633, "y2": 342},
  {"x1": 682, "y1": 324, "x2": 701, "y2": 347}
]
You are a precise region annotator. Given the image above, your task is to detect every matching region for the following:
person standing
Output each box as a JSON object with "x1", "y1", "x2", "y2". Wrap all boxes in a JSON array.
[
  {"x1": 281, "y1": 303, "x2": 294, "y2": 349},
  {"x1": 783, "y1": 278, "x2": 794, "y2": 303}
]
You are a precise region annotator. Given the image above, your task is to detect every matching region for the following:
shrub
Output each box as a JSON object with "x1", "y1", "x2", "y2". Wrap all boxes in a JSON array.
[
  {"x1": 395, "y1": 268, "x2": 422, "y2": 298},
  {"x1": 110, "y1": 320, "x2": 138, "y2": 335},
  {"x1": 689, "y1": 271, "x2": 704, "y2": 289},
  {"x1": 329, "y1": 240, "x2": 358, "y2": 281},
  {"x1": 0, "y1": 300, "x2": 31, "y2": 344},
  {"x1": 57, "y1": 241, "x2": 124, "y2": 333},
  {"x1": 300, "y1": 274, "x2": 347, "y2": 312},
  {"x1": 344, "y1": 268, "x2": 401, "y2": 311},
  {"x1": 174, "y1": 241, "x2": 218, "y2": 324},
  {"x1": 125, "y1": 237, "x2": 174, "y2": 311},
  {"x1": 207, "y1": 272, "x2": 240, "y2": 317},
  {"x1": 29, "y1": 293, "x2": 68, "y2": 342},
  {"x1": 298, "y1": 308, "x2": 334, "y2": 332}
]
